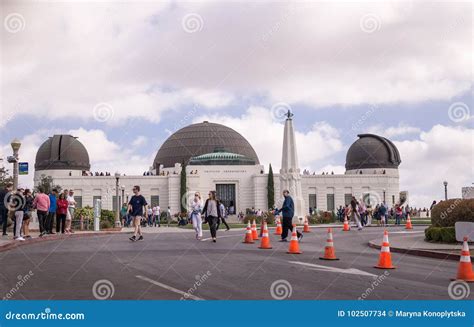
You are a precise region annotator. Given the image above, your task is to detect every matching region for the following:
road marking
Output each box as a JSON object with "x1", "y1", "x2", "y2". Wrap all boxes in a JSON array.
[
  {"x1": 289, "y1": 261, "x2": 378, "y2": 278},
  {"x1": 135, "y1": 275, "x2": 204, "y2": 300},
  {"x1": 390, "y1": 231, "x2": 424, "y2": 234}
]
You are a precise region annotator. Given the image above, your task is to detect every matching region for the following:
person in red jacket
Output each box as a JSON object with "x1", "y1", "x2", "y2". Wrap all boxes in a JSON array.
[{"x1": 56, "y1": 193, "x2": 69, "y2": 234}]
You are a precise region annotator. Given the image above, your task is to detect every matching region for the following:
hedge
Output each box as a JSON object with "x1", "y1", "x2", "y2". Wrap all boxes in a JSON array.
[
  {"x1": 425, "y1": 226, "x2": 456, "y2": 243},
  {"x1": 431, "y1": 198, "x2": 474, "y2": 227}
]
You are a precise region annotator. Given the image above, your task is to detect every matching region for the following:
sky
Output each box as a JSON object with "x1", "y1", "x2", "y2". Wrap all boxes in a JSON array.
[{"x1": 0, "y1": 0, "x2": 472, "y2": 207}]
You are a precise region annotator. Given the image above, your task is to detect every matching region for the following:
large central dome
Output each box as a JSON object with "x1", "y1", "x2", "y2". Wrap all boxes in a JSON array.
[{"x1": 153, "y1": 121, "x2": 260, "y2": 168}]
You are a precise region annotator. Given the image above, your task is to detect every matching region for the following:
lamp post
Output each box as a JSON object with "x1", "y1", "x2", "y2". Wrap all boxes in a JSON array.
[
  {"x1": 10, "y1": 139, "x2": 21, "y2": 190},
  {"x1": 382, "y1": 188, "x2": 386, "y2": 204},
  {"x1": 114, "y1": 172, "x2": 121, "y2": 227},
  {"x1": 121, "y1": 185, "x2": 125, "y2": 206},
  {"x1": 443, "y1": 181, "x2": 448, "y2": 201}
]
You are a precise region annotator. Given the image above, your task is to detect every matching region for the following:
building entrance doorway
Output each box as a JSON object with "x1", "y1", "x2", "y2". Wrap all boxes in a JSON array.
[{"x1": 216, "y1": 184, "x2": 236, "y2": 215}]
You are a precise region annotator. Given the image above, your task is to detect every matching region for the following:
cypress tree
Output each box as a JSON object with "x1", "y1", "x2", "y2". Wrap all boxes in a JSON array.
[{"x1": 267, "y1": 164, "x2": 275, "y2": 209}]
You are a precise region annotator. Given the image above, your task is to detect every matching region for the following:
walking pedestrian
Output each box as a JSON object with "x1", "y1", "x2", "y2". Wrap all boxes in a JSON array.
[
  {"x1": 202, "y1": 191, "x2": 222, "y2": 243},
  {"x1": 190, "y1": 192, "x2": 203, "y2": 240},
  {"x1": 154, "y1": 205, "x2": 161, "y2": 227},
  {"x1": 275, "y1": 190, "x2": 303, "y2": 242},
  {"x1": 46, "y1": 189, "x2": 58, "y2": 234},
  {"x1": 379, "y1": 202, "x2": 387, "y2": 227},
  {"x1": 350, "y1": 196, "x2": 363, "y2": 230},
  {"x1": 65, "y1": 190, "x2": 76, "y2": 234},
  {"x1": 10, "y1": 188, "x2": 26, "y2": 241},
  {"x1": 217, "y1": 199, "x2": 230, "y2": 231},
  {"x1": 128, "y1": 185, "x2": 148, "y2": 242},
  {"x1": 33, "y1": 187, "x2": 50, "y2": 237},
  {"x1": 56, "y1": 193, "x2": 68, "y2": 234},
  {"x1": 0, "y1": 182, "x2": 13, "y2": 236},
  {"x1": 22, "y1": 189, "x2": 34, "y2": 239}
]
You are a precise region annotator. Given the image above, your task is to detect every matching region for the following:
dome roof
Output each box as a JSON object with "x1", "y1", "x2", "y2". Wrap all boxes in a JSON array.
[
  {"x1": 345, "y1": 134, "x2": 401, "y2": 171},
  {"x1": 35, "y1": 135, "x2": 90, "y2": 171},
  {"x1": 153, "y1": 121, "x2": 259, "y2": 168},
  {"x1": 189, "y1": 148, "x2": 256, "y2": 166}
]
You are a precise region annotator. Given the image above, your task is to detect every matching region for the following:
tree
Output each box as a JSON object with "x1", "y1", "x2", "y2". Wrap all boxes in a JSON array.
[
  {"x1": 0, "y1": 166, "x2": 13, "y2": 188},
  {"x1": 267, "y1": 164, "x2": 275, "y2": 209},
  {"x1": 36, "y1": 174, "x2": 62, "y2": 194},
  {"x1": 180, "y1": 161, "x2": 187, "y2": 213}
]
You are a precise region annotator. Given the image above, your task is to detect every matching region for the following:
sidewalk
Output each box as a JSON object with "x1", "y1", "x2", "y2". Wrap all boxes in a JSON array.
[
  {"x1": 0, "y1": 226, "x2": 192, "y2": 252},
  {"x1": 368, "y1": 232, "x2": 470, "y2": 261}
]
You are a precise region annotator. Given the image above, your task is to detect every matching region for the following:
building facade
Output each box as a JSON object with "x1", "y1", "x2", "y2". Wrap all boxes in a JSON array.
[{"x1": 33, "y1": 120, "x2": 402, "y2": 216}]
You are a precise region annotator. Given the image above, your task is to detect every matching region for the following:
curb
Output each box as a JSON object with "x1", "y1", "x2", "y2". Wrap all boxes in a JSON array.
[
  {"x1": 0, "y1": 231, "x2": 122, "y2": 253},
  {"x1": 368, "y1": 240, "x2": 466, "y2": 261}
]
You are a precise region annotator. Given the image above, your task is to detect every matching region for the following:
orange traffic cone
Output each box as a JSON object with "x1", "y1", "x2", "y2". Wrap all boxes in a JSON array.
[
  {"x1": 303, "y1": 217, "x2": 311, "y2": 233},
  {"x1": 320, "y1": 228, "x2": 339, "y2": 260},
  {"x1": 405, "y1": 214, "x2": 413, "y2": 230},
  {"x1": 275, "y1": 217, "x2": 282, "y2": 235},
  {"x1": 374, "y1": 230, "x2": 396, "y2": 269},
  {"x1": 243, "y1": 221, "x2": 255, "y2": 244},
  {"x1": 258, "y1": 222, "x2": 272, "y2": 249},
  {"x1": 342, "y1": 215, "x2": 351, "y2": 231},
  {"x1": 287, "y1": 225, "x2": 302, "y2": 254},
  {"x1": 452, "y1": 237, "x2": 474, "y2": 282},
  {"x1": 251, "y1": 220, "x2": 259, "y2": 240}
]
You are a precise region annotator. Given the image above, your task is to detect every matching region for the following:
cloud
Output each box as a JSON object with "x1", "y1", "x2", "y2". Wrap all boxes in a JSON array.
[
  {"x1": 194, "y1": 106, "x2": 344, "y2": 171},
  {"x1": 1, "y1": 0, "x2": 470, "y2": 127},
  {"x1": 395, "y1": 124, "x2": 474, "y2": 207},
  {"x1": 367, "y1": 123, "x2": 421, "y2": 139},
  {"x1": 131, "y1": 135, "x2": 148, "y2": 147}
]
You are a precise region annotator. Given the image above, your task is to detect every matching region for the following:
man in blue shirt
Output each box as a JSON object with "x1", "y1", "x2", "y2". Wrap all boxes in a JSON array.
[
  {"x1": 46, "y1": 189, "x2": 58, "y2": 234},
  {"x1": 128, "y1": 185, "x2": 148, "y2": 242},
  {"x1": 275, "y1": 190, "x2": 303, "y2": 242}
]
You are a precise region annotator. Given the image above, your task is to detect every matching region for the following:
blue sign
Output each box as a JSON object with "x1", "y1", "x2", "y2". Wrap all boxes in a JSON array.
[{"x1": 18, "y1": 162, "x2": 28, "y2": 175}]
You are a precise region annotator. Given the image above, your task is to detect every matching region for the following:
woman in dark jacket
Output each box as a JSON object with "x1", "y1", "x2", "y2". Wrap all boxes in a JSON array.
[{"x1": 201, "y1": 191, "x2": 222, "y2": 243}]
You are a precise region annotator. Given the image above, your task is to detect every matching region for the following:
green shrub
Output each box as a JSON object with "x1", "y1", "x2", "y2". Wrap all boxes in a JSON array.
[
  {"x1": 440, "y1": 227, "x2": 456, "y2": 243},
  {"x1": 431, "y1": 198, "x2": 474, "y2": 227},
  {"x1": 100, "y1": 220, "x2": 113, "y2": 229},
  {"x1": 308, "y1": 211, "x2": 335, "y2": 224},
  {"x1": 425, "y1": 226, "x2": 456, "y2": 243},
  {"x1": 100, "y1": 209, "x2": 115, "y2": 227}
]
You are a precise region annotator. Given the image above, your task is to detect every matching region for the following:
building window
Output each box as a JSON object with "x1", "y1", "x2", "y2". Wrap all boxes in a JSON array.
[
  {"x1": 363, "y1": 193, "x2": 371, "y2": 206},
  {"x1": 308, "y1": 194, "x2": 317, "y2": 210},
  {"x1": 326, "y1": 194, "x2": 335, "y2": 211},
  {"x1": 344, "y1": 193, "x2": 352, "y2": 206},
  {"x1": 75, "y1": 196, "x2": 83, "y2": 209},
  {"x1": 150, "y1": 195, "x2": 160, "y2": 208}
]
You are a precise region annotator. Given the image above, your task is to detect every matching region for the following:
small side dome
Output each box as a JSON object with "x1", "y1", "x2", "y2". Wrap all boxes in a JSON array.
[
  {"x1": 345, "y1": 134, "x2": 401, "y2": 171},
  {"x1": 35, "y1": 135, "x2": 90, "y2": 171}
]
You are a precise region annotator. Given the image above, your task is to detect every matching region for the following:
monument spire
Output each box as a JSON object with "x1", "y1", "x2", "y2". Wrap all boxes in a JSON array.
[{"x1": 280, "y1": 109, "x2": 305, "y2": 222}]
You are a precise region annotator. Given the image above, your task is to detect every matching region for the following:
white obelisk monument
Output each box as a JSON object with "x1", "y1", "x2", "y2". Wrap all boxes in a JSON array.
[{"x1": 280, "y1": 110, "x2": 305, "y2": 223}]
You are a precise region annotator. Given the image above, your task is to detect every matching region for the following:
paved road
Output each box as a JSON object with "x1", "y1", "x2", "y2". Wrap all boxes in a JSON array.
[{"x1": 0, "y1": 226, "x2": 471, "y2": 300}]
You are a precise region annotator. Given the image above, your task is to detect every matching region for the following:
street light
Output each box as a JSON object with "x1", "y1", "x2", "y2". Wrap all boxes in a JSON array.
[
  {"x1": 114, "y1": 172, "x2": 122, "y2": 227},
  {"x1": 443, "y1": 181, "x2": 448, "y2": 201},
  {"x1": 382, "y1": 188, "x2": 386, "y2": 203},
  {"x1": 121, "y1": 185, "x2": 125, "y2": 206},
  {"x1": 10, "y1": 138, "x2": 21, "y2": 190}
]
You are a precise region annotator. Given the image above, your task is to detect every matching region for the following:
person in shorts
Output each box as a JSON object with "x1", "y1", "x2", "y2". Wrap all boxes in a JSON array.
[{"x1": 128, "y1": 185, "x2": 148, "y2": 242}]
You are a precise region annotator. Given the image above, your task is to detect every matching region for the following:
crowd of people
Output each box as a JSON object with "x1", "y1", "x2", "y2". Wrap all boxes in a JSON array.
[{"x1": 0, "y1": 182, "x2": 77, "y2": 241}]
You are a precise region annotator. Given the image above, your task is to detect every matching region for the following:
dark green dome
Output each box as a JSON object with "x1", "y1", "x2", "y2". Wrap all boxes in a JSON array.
[
  {"x1": 189, "y1": 148, "x2": 256, "y2": 166},
  {"x1": 153, "y1": 121, "x2": 259, "y2": 168}
]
